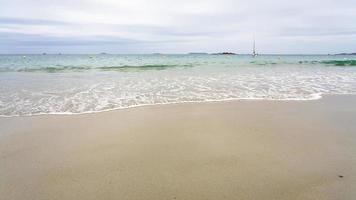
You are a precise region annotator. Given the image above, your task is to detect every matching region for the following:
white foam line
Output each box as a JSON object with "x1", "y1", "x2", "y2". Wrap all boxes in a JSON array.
[{"x1": 0, "y1": 95, "x2": 323, "y2": 118}]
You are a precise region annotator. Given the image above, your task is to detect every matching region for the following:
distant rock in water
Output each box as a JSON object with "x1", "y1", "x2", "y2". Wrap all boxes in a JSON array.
[
  {"x1": 335, "y1": 53, "x2": 356, "y2": 55},
  {"x1": 212, "y1": 52, "x2": 237, "y2": 55}
]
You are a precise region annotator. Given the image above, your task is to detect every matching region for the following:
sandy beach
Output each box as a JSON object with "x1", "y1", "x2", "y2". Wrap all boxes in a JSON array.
[{"x1": 1, "y1": 95, "x2": 355, "y2": 200}]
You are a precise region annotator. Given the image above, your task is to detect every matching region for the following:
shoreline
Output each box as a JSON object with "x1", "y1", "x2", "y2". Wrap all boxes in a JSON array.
[
  {"x1": 1, "y1": 95, "x2": 356, "y2": 200},
  {"x1": 1, "y1": 93, "x2": 337, "y2": 118}
]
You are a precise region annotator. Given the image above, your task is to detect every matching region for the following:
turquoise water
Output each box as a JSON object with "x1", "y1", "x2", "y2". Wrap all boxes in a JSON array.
[{"x1": 1, "y1": 54, "x2": 356, "y2": 116}]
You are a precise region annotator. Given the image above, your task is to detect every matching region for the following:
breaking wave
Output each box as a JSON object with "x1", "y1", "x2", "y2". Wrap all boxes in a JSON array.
[
  {"x1": 0, "y1": 64, "x2": 191, "y2": 73},
  {"x1": 251, "y1": 59, "x2": 356, "y2": 66},
  {"x1": 1, "y1": 54, "x2": 356, "y2": 116}
]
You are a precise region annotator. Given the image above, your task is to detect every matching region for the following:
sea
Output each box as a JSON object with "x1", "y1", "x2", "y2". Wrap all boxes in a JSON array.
[{"x1": 0, "y1": 54, "x2": 356, "y2": 116}]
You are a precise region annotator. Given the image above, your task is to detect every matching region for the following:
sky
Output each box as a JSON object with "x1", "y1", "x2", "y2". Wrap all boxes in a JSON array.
[{"x1": 0, "y1": 0, "x2": 356, "y2": 54}]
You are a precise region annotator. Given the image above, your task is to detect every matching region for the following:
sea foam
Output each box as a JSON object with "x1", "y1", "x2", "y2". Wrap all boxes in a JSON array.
[{"x1": 1, "y1": 54, "x2": 356, "y2": 116}]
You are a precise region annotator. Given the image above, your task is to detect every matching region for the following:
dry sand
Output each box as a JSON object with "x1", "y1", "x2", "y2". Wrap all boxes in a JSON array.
[{"x1": 1, "y1": 95, "x2": 356, "y2": 200}]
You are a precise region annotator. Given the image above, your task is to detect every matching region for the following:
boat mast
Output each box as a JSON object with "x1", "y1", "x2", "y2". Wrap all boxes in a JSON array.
[{"x1": 252, "y1": 36, "x2": 256, "y2": 57}]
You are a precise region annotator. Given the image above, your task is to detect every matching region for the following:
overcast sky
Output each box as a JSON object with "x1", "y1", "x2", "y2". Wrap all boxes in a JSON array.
[{"x1": 0, "y1": 0, "x2": 355, "y2": 54}]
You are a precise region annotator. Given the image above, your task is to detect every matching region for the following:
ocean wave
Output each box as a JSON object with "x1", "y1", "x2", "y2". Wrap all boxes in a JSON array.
[
  {"x1": 299, "y1": 60, "x2": 356, "y2": 66},
  {"x1": 18, "y1": 66, "x2": 91, "y2": 73},
  {"x1": 1, "y1": 67, "x2": 355, "y2": 117},
  {"x1": 1, "y1": 55, "x2": 356, "y2": 116},
  {"x1": 0, "y1": 64, "x2": 192, "y2": 73},
  {"x1": 1, "y1": 60, "x2": 356, "y2": 73},
  {"x1": 0, "y1": 95, "x2": 324, "y2": 118},
  {"x1": 320, "y1": 60, "x2": 356, "y2": 66},
  {"x1": 250, "y1": 59, "x2": 356, "y2": 66},
  {"x1": 99, "y1": 64, "x2": 191, "y2": 71}
]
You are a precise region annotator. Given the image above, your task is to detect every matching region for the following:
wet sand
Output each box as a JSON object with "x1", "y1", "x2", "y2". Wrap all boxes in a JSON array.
[{"x1": 1, "y1": 95, "x2": 356, "y2": 200}]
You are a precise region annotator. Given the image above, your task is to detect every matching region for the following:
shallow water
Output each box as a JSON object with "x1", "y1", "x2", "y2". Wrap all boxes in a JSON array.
[{"x1": 1, "y1": 54, "x2": 356, "y2": 116}]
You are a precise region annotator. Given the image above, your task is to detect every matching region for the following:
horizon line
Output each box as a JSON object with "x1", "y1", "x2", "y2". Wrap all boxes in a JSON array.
[{"x1": 0, "y1": 53, "x2": 355, "y2": 56}]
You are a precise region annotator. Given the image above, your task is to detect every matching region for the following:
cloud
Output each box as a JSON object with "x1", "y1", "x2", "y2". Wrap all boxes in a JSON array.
[{"x1": 0, "y1": 0, "x2": 356, "y2": 53}]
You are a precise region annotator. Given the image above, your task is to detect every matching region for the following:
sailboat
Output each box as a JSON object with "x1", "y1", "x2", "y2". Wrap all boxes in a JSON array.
[{"x1": 252, "y1": 37, "x2": 257, "y2": 57}]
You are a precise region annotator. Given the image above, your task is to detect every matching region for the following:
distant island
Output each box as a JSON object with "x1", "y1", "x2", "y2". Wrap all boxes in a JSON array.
[
  {"x1": 335, "y1": 53, "x2": 356, "y2": 55},
  {"x1": 212, "y1": 52, "x2": 237, "y2": 55}
]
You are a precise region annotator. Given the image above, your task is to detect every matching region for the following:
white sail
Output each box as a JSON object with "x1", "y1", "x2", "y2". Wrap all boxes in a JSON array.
[{"x1": 252, "y1": 37, "x2": 256, "y2": 57}]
